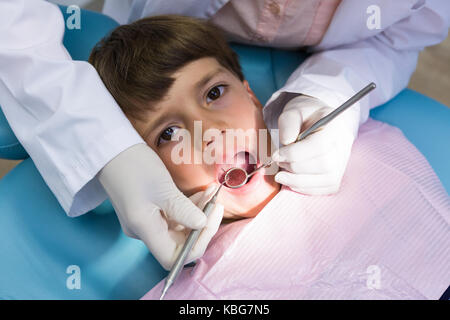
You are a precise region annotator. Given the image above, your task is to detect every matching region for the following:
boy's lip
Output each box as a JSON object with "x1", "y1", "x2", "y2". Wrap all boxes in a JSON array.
[{"x1": 215, "y1": 149, "x2": 261, "y2": 191}]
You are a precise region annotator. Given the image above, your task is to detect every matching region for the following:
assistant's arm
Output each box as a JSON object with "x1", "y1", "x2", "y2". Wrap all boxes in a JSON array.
[
  {"x1": 262, "y1": 0, "x2": 449, "y2": 195},
  {"x1": 0, "y1": 0, "x2": 144, "y2": 216},
  {"x1": 264, "y1": 0, "x2": 450, "y2": 128}
]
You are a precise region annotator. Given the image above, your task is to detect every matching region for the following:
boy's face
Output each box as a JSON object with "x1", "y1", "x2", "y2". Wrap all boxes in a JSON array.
[{"x1": 133, "y1": 57, "x2": 280, "y2": 219}]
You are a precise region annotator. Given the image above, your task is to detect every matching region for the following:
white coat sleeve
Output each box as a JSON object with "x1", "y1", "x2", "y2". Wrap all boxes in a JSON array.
[
  {"x1": 263, "y1": 0, "x2": 450, "y2": 130},
  {"x1": 0, "y1": 0, "x2": 145, "y2": 217}
]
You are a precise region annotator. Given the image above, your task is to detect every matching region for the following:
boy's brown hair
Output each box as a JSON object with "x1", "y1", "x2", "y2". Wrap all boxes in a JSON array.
[{"x1": 89, "y1": 15, "x2": 244, "y2": 122}]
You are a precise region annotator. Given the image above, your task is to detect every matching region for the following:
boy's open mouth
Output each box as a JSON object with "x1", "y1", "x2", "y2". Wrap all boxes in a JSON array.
[{"x1": 217, "y1": 151, "x2": 258, "y2": 186}]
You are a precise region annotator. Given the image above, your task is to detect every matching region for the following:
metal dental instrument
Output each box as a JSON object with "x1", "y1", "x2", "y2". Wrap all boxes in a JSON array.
[
  {"x1": 223, "y1": 82, "x2": 377, "y2": 189},
  {"x1": 160, "y1": 182, "x2": 224, "y2": 300}
]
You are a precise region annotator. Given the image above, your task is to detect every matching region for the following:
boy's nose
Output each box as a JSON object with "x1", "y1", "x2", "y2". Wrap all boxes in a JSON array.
[
  {"x1": 205, "y1": 129, "x2": 226, "y2": 148},
  {"x1": 192, "y1": 116, "x2": 230, "y2": 153}
]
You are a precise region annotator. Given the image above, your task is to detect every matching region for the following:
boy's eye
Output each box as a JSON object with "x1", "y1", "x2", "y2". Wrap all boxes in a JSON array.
[
  {"x1": 206, "y1": 85, "x2": 226, "y2": 103},
  {"x1": 157, "y1": 126, "x2": 180, "y2": 146}
]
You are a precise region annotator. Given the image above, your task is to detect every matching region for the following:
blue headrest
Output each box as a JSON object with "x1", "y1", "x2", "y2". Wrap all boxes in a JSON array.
[{"x1": 0, "y1": 111, "x2": 28, "y2": 160}]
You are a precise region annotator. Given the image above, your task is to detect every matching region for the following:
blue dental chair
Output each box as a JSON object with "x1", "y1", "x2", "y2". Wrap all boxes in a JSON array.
[{"x1": 0, "y1": 7, "x2": 449, "y2": 300}]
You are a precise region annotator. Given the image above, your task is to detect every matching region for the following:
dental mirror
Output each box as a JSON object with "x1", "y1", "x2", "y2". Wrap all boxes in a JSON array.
[
  {"x1": 223, "y1": 167, "x2": 248, "y2": 189},
  {"x1": 223, "y1": 163, "x2": 267, "y2": 189}
]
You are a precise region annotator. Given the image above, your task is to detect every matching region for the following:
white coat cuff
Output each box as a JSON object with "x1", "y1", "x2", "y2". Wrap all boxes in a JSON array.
[
  {"x1": 263, "y1": 76, "x2": 364, "y2": 132},
  {"x1": 55, "y1": 125, "x2": 145, "y2": 218}
]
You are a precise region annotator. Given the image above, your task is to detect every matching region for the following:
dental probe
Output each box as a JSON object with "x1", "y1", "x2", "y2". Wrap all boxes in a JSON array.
[
  {"x1": 160, "y1": 183, "x2": 224, "y2": 300},
  {"x1": 250, "y1": 82, "x2": 377, "y2": 175}
]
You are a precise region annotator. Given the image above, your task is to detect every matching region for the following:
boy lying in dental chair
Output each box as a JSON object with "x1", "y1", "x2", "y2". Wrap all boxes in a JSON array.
[{"x1": 89, "y1": 15, "x2": 449, "y2": 300}]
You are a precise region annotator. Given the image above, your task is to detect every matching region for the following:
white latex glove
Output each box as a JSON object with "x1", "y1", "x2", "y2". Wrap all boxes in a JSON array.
[
  {"x1": 171, "y1": 185, "x2": 224, "y2": 266},
  {"x1": 272, "y1": 95, "x2": 360, "y2": 195},
  {"x1": 98, "y1": 143, "x2": 223, "y2": 270}
]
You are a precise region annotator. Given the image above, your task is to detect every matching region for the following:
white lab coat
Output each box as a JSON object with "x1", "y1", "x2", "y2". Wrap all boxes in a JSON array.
[{"x1": 0, "y1": 0, "x2": 448, "y2": 217}]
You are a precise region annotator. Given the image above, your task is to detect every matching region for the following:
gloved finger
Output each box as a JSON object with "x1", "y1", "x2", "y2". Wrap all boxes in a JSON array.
[
  {"x1": 271, "y1": 132, "x2": 330, "y2": 163},
  {"x1": 167, "y1": 218, "x2": 188, "y2": 233},
  {"x1": 165, "y1": 184, "x2": 219, "y2": 236},
  {"x1": 188, "y1": 191, "x2": 205, "y2": 207},
  {"x1": 277, "y1": 161, "x2": 329, "y2": 175},
  {"x1": 166, "y1": 189, "x2": 206, "y2": 233},
  {"x1": 276, "y1": 147, "x2": 338, "y2": 174},
  {"x1": 158, "y1": 225, "x2": 196, "y2": 270},
  {"x1": 145, "y1": 185, "x2": 219, "y2": 270},
  {"x1": 278, "y1": 107, "x2": 303, "y2": 145},
  {"x1": 115, "y1": 212, "x2": 139, "y2": 239},
  {"x1": 162, "y1": 191, "x2": 208, "y2": 230},
  {"x1": 290, "y1": 184, "x2": 341, "y2": 195},
  {"x1": 194, "y1": 184, "x2": 220, "y2": 210},
  {"x1": 275, "y1": 171, "x2": 341, "y2": 190},
  {"x1": 186, "y1": 202, "x2": 224, "y2": 264},
  {"x1": 157, "y1": 201, "x2": 224, "y2": 270},
  {"x1": 134, "y1": 206, "x2": 180, "y2": 271}
]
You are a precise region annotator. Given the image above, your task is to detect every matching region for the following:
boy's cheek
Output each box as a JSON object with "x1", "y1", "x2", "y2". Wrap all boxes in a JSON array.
[{"x1": 167, "y1": 163, "x2": 215, "y2": 196}]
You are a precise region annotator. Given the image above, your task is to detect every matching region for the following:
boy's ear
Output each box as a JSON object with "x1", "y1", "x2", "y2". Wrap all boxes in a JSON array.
[{"x1": 243, "y1": 80, "x2": 263, "y2": 109}]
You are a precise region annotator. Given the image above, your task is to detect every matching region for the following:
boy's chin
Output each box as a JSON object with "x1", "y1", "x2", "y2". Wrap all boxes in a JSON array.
[
  {"x1": 223, "y1": 209, "x2": 258, "y2": 220},
  {"x1": 221, "y1": 179, "x2": 281, "y2": 220}
]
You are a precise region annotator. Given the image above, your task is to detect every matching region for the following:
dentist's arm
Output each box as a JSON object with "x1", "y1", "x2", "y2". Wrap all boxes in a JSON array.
[
  {"x1": 0, "y1": 0, "x2": 219, "y2": 270},
  {"x1": 263, "y1": 0, "x2": 449, "y2": 195},
  {"x1": 0, "y1": 0, "x2": 144, "y2": 216}
]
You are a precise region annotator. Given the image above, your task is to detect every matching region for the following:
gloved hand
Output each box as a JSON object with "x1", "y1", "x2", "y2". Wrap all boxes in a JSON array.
[
  {"x1": 98, "y1": 143, "x2": 223, "y2": 270},
  {"x1": 272, "y1": 95, "x2": 360, "y2": 195},
  {"x1": 171, "y1": 185, "x2": 224, "y2": 266}
]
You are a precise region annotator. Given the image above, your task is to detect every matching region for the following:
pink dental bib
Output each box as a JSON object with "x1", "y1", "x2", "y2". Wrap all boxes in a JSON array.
[{"x1": 143, "y1": 119, "x2": 450, "y2": 300}]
